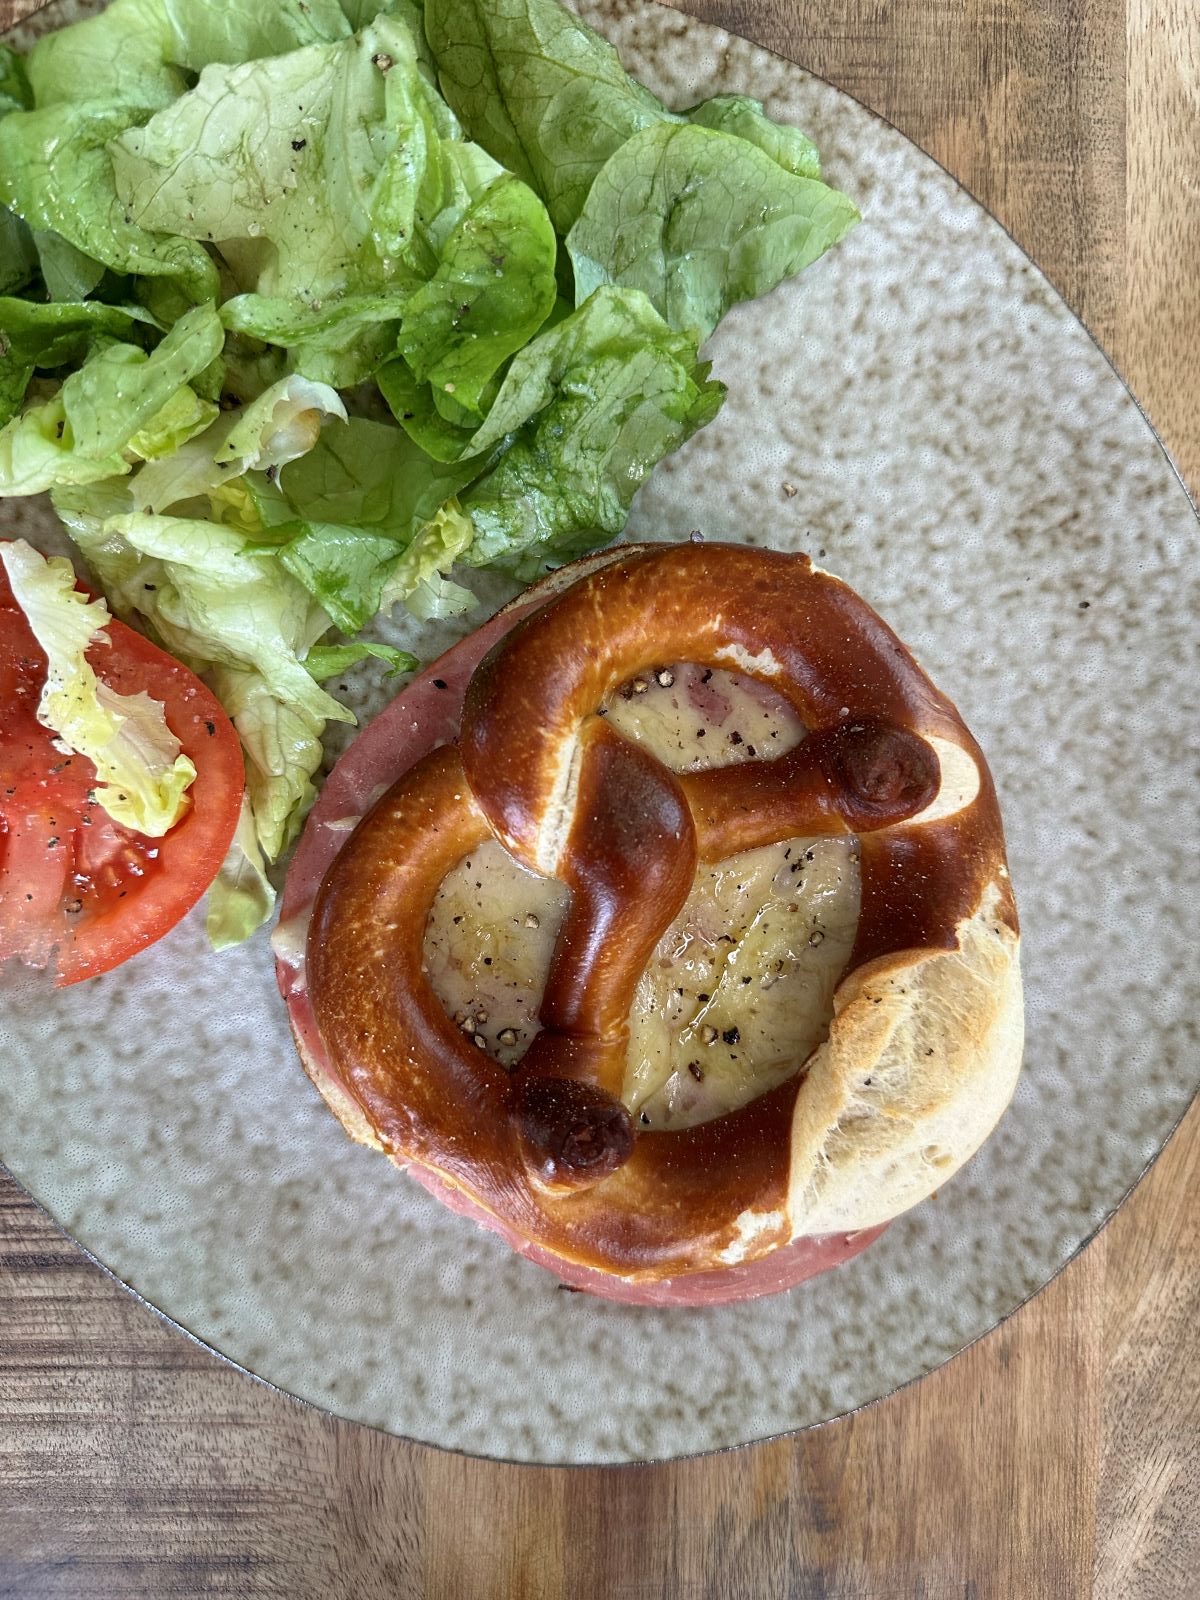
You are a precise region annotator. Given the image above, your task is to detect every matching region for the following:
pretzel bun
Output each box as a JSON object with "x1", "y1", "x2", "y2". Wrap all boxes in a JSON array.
[{"x1": 275, "y1": 542, "x2": 1022, "y2": 1304}]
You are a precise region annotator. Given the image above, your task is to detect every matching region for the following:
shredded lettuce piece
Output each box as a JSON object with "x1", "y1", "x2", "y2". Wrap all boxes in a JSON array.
[
  {"x1": 54, "y1": 491, "x2": 348, "y2": 863},
  {"x1": 132, "y1": 375, "x2": 347, "y2": 513},
  {"x1": 303, "y1": 641, "x2": 418, "y2": 681},
  {"x1": 205, "y1": 797, "x2": 277, "y2": 952},
  {"x1": 0, "y1": 538, "x2": 196, "y2": 837}
]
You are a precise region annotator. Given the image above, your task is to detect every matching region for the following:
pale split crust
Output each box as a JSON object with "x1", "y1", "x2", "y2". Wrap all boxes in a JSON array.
[{"x1": 786, "y1": 880, "x2": 1023, "y2": 1236}]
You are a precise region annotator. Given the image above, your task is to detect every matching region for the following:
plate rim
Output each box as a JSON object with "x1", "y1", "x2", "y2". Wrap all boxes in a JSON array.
[{"x1": 2, "y1": 0, "x2": 1198, "y2": 1468}]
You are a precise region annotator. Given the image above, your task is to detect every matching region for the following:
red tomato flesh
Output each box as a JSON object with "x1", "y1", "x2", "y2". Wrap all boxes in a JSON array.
[{"x1": 0, "y1": 551, "x2": 244, "y2": 984}]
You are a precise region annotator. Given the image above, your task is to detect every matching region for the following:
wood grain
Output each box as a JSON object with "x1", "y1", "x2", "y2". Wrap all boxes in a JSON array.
[{"x1": 1, "y1": 0, "x2": 1198, "y2": 1595}]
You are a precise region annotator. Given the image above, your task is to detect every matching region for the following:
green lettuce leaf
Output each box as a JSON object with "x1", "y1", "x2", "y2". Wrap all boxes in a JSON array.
[
  {"x1": 202, "y1": 663, "x2": 326, "y2": 862},
  {"x1": 0, "y1": 391, "x2": 131, "y2": 496},
  {"x1": 0, "y1": 102, "x2": 219, "y2": 302},
  {"x1": 126, "y1": 384, "x2": 219, "y2": 462},
  {"x1": 206, "y1": 794, "x2": 276, "y2": 952},
  {"x1": 461, "y1": 287, "x2": 724, "y2": 575},
  {"x1": 0, "y1": 41, "x2": 32, "y2": 115},
  {"x1": 109, "y1": 18, "x2": 461, "y2": 306},
  {"x1": 0, "y1": 208, "x2": 38, "y2": 298},
  {"x1": 377, "y1": 355, "x2": 479, "y2": 461},
  {"x1": 303, "y1": 640, "x2": 418, "y2": 680},
  {"x1": 685, "y1": 95, "x2": 822, "y2": 180},
  {"x1": 0, "y1": 298, "x2": 156, "y2": 427},
  {"x1": 378, "y1": 499, "x2": 477, "y2": 618},
  {"x1": 423, "y1": 0, "x2": 670, "y2": 233},
  {"x1": 277, "y1": 414, "x2": 477, "y2": 533},
  {"x1": 56, "y1": 492, "x2": 349, "y2": 862},
  {"x1": 57, "y1": 302, "x2": 223, "y2": 461},
  {"x1": 33, "y1": 231, "x2": 108, "y2": 303},
  {"x1": 220, "y1": 292, "x2": 410, "y2": 389},
  {"x1": 395, "y1": 172, "x2": 557, "y2": 420},
  {"x1": 265, "y1": 417, "x2": 481, "y2": 628},
  {"x1": 0, "y1": 537, "x2": 196, "y2": 837},
  {"x1": 22, "y1": 0, "x2": 358, "y2": 110},
  {"x1": 567, "y1": 122, "x2": 860, "y2": 344},
  {"x1": 131, "y1": 374, "x2": 347, "y2": 513},
  {"x1": 0, "y1": 297, "x2": 155, "y2": 370},
  {"x1": 268, "y1": 523, "x2": 408, "y2": 633}
]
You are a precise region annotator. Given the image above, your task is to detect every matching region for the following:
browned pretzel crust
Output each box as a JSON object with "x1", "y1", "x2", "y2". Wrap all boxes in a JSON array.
[{"x1": 307, "y1": 544, "x2": 1018, "y2": 1281}]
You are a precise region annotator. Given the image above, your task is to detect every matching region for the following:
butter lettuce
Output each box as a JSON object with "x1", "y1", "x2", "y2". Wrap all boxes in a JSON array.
[
  {"x1": 132, "y1": 374, "x2": 347, "y2": 513},
  {"x1": 462, "y1": 288, "x2": 724, "y2": 574},
  {"x1": 0, "y1": 538, "x2": 196, "y2": 837},
  {"x1": 109, "y1": 23, "x2": 428, "y2": 305},
  {"x1": 567, "y1": 123, "x2": 859, "y2": 344},
  {"x1": 266, "y1": 417, "x2": 481, "y2": 629},
  {"x1": 0, "y1": 41, "x2": 29, "y2": 114},
  {"x1": 55, "y1": 495, "x2": 350, "y2": 862},
  {"x1": 206, "y1": 794, "x2": 276, "y2": 952},
  {"x1": 424, "y1": 0, "x2": 668, "y2": 233},
  {"x1": 0, "y1": 303, "x2": 222, "y2": 493},
  {"x1": 0, "y1": 102, "x2": 219, "y2": 302},
  {"x1": 0, "y1": 299, "x2": 156, "y2": 426},
  {"x1": 686, "y1": 94, "x2": 823, "y2": 180},
  {"x1": 107, "y1": 16, "x2": 558, "y2": 393},
  {"x1": 32, "y1": 232, "x2": 108, "y2": 303},
  {"x1": 395, "y1": 173, "x2": 558, "y2": 421}
]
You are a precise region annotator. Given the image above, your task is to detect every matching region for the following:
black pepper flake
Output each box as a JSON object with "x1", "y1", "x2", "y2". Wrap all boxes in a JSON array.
[
  {"x1": 688, "y1": 1062, "x2": 704, "y2": 1081},
  {"x1": 483, "y1": 956, "x2": 492, "y2": 965},
  {"x1": 639, "y1": 1112, "x2": 651, "y2": 1126},
  {"x1": 721, "y1": 1026, "x2": 740, "y2": 1045},
  {"x1": 1079, "y1": 600, "x2": 1091, "y2": 610},
  {"x1": 432, "y1": 678, "x2": 448, "y2": 690},
  {"x1": 696, "y1": 727, "x2": 706, "y2": 738},
  {"x1": 729, "y1": 730, "x2": 743, "y2": 745},
  {"x1": 204, "y1": 720, "x2": 216, "y2": 736},
  {"x1": 700, "y1": 669, "x2": 713, "y2": 683},
  {"x1": 697, "y1": 992, "x2": 710, "y2": 1002},
  {"x1": 144, "y1": 583, "x2": 156, "y2": 591},
  {"x1": 292, "y1": 138, "x2": 307, "y2": 151}
]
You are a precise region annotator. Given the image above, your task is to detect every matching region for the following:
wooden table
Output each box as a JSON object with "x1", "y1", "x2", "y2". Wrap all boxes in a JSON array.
[{"x1": 2, "y1": 1, "x2": 1197, "y2": 1594}]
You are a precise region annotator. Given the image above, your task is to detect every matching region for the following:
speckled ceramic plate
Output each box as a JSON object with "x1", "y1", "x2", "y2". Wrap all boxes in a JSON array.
[{"x1": 3, "y1": 0, "x2": 1198, "y2": 1466}]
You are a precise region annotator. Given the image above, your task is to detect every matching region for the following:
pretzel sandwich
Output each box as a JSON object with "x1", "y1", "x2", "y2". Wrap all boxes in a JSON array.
[{"x1": 279, "y1": 542, "x2": 1023, "y2": 1304}]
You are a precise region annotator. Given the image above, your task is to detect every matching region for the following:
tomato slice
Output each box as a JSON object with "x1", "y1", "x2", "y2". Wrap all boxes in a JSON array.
[{"x1": 0, "y1": 549, "x2": 245, "y2": 984}]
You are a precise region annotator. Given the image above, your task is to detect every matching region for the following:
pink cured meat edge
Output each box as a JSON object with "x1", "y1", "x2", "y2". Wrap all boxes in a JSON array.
[{"x1": 276, "y1": 579, "x2": 887, "y2": 1307}]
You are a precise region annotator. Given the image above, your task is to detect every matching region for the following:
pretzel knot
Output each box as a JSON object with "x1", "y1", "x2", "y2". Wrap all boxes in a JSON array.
[{"x1": 309, "y1": 544, "x2": 1015, "y2": 1279}]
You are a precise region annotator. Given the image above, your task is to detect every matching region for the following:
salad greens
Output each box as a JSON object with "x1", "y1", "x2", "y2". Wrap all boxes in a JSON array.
[{"x1": 0, "y1": 0, "x2": 859, "y2": 942}]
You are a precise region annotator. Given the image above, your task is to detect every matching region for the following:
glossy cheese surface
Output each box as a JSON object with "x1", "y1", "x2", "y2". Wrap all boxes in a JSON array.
[{"x1": 423, "y1": 662, "x2": 860, "y2": 1128}]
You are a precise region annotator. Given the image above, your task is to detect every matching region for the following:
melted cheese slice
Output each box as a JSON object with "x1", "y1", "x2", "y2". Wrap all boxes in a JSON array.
[{"x1": 422, "y1": 665, "x2": 862, "y2": 1129}]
